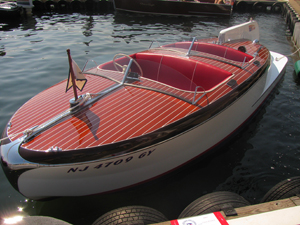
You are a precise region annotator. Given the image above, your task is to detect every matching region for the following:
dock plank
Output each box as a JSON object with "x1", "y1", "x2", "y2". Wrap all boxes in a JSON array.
[
  {"x1": 152, "y1": 196, "x2": 300, "y2": 224},
  {"x1": 225, "y1": 197, "x2": 298, "y2": 220}
]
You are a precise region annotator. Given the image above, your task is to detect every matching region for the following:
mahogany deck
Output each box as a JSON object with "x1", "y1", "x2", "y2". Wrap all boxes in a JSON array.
[{"x1": 6, "y1": 39, "x2": 269, "y2": 152}]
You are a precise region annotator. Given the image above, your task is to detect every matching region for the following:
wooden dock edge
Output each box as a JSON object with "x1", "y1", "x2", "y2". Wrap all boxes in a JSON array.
[
  {"x1": 284, "y1": 1, "x2": 300, "y2": 54},
  {"x1": 152, "y1": 196, "x2": 300, "y2": 224}
]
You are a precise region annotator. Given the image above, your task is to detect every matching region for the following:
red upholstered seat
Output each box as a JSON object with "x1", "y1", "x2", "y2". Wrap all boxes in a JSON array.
[
  {"x1": 196, "y1": 43, "x2": 253, "y2": 62},
  {"x1": 158, "y1": 56, "x2": 197, "y2": 91},
  {"x1": 163, "y1": 42, "x2": 254, "y2": 62},
  {"x1": 192, "y1": 61, "x2": 232, "y2": 90}
]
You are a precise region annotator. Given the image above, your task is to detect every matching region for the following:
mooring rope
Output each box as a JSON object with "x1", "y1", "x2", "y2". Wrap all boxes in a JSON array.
[{"x1": 276, "y1": 40, "x2": 300, "y2": 61}]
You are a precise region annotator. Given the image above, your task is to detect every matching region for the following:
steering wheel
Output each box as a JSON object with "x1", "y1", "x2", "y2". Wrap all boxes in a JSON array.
[{"x1": 113, "y1": 53, "x2": 143, "y2": 77}]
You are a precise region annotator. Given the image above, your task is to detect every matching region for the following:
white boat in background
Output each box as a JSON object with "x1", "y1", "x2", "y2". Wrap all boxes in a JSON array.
[{"x1": 0, "y1": 20, "x2": 288, "y2": 200}]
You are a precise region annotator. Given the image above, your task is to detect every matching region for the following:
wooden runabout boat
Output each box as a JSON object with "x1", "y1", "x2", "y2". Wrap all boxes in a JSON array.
[
  {"x1": 0, "y1": 20, "x2": 288, "y2": 200},
  {"x1": 113, "y1": 0, "x2": 233, "y2": 17}
]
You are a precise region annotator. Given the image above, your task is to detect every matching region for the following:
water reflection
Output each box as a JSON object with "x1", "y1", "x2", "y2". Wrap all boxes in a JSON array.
[
  {"x1": 82, "y1": 16, "x2": 95, "y2": 37},
  {"x1": 0, "y1": 45, "x2": 6, "y2": 56},
  {"x1": 0, "y1": 20, "x2": 21, "y2": 31}
]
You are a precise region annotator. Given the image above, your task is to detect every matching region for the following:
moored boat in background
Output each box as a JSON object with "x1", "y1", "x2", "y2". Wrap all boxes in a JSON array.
[
  {"x1": 0, "y1": 20, "x2": 288, "y2": 200},
  {"x1": 113, "y1": 0, "x2": 233, "y2": 17},
  {"x1": 0, "y1": 1, "x2": 22, "y2": 19}
]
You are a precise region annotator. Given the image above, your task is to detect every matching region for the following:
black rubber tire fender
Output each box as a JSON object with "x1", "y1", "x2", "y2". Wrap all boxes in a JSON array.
[
  {"x1": 92, "y1": 205, "x2": 168, "y2": 225},
  {"x1": 261, "y1": 176, "x2": 300, "y2": 203},
  {"x1": 178, "y1": 191, "x2": 250, "y2": 219},
  {"x1": 235, "y1": 1, "x2": 248, "y2": 11},
  {"x1": 45, "y1": 1, "x2": 57, "y2": 10},
  {"x1": 252, "y1": 2, "x2": 266, "y2": 12},
  {"x1": 271, "y1": 2, "x2": 283, "y2": 13}
]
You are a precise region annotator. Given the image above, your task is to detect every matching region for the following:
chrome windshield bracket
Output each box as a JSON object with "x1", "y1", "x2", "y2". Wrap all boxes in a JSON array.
[
  {"x1": 253, "y1": 45, "x2": 263, "y2": 58},
  {"x1": 186, "y1": 37, "x2": 196, "y2": 56},
  {"x1": 121, "y1": 59, "x2": 133, "y2": 84},
  {"x1": 149, "y1": 39, "x2": 161, "y2": 49},
  {"x1": 192, "y1": 86, "x2": 209, "y2": 105}
]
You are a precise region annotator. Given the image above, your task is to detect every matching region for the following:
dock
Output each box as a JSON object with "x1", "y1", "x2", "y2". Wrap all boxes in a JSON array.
[
  {"x1": 288, "y1": 0, "x2": 300, "y2": 51},
  {"x1": 154, "y1": 196, "x2": 300, "y2": 225},
  {"x1": 6, "y1": 195, "x2": 300, "y2": 224}
]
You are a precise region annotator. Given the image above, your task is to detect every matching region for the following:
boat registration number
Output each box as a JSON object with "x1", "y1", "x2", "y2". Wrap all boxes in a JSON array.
[{"x1": 67, "y1": 149, "x2": 156, "y2": 173}]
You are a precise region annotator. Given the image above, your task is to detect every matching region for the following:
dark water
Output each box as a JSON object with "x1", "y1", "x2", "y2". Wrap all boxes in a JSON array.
[{"x1": 0, "y1": 10, "x2": 299, "y2": 224}]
